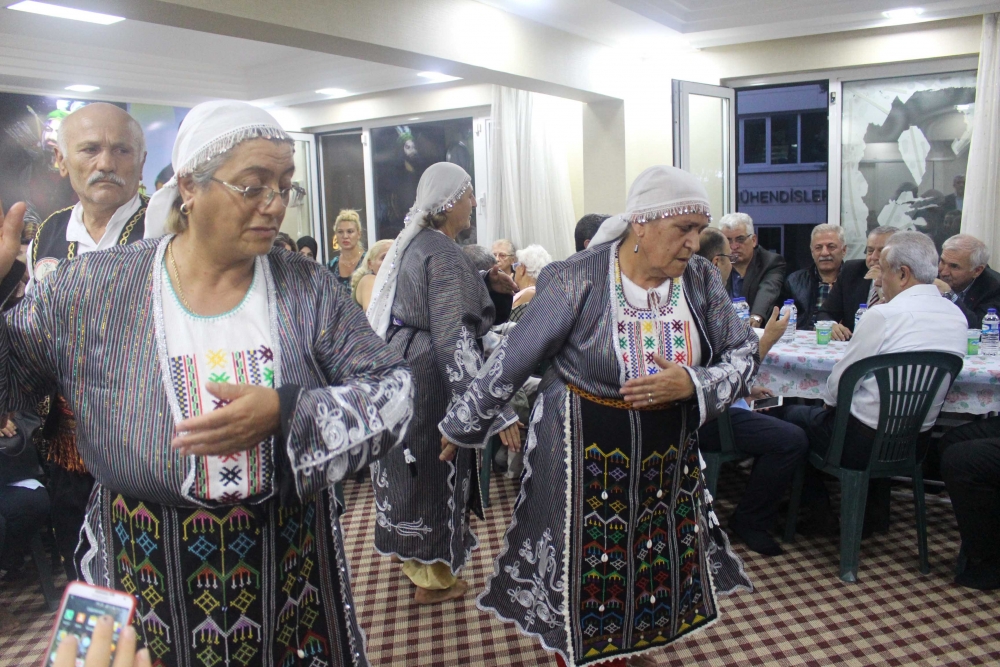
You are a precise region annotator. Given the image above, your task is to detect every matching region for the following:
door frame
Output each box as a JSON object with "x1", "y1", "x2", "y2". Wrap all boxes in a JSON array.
[{"x1": 287, "y1": 131, "x2": 323, "y2": 261}]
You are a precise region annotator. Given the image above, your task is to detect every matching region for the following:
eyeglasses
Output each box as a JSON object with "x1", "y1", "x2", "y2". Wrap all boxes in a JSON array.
[
  {"x1": 715, "y1": 253, "x2": 738, "y2": 262},
  {"x1": 493, "y1": 252, "x2": 514, "y2": 260},
  {"x1": 727, "y1": 235, "x2": 751, "y2": 246},
  {"x1": 211, "y1": 178, "x2": 305, "y2": 208}
]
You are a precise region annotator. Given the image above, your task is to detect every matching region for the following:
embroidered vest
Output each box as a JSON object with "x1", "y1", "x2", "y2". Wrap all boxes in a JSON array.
[
  {"x1": 32, "y1": 194, "x2": 148, "y2": 284},
  {"x1": 32, "y1": 194, "x2": 148, "y2": 473}
]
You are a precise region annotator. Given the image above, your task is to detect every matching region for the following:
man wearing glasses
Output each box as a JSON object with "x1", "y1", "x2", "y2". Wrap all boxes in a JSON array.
[
  {"x1": 492, "y1": 238, "x2": 516, "y2": 276},
  {"x1": 818, "y1": 225, "x2": 898, "y2": 341},
  {"x1": 25, "y1": 103, "x2": 149, "y2": 580},
  {"x1": 719, "y1": 213, "x2": 786, "y2": 328}
]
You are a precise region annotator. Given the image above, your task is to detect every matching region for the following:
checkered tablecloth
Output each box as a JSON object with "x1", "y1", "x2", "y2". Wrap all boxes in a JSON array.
[{"x1": 756, "y1": 329, "x2": 1000, "y2": 415}]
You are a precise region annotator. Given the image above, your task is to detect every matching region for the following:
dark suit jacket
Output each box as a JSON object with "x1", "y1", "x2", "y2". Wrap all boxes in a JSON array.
[
  {"x1": 817, "y1": 259, "x2": 870, "y2": 331},
  {"x1": 954, "y1": 266, "x2": 1000, "y2": 329},
  {"x1": 782, "y1": 265, "x2": 825, "y2": 331},
  {"x1": 728, "y1": 246, "x2": 786, "y2": 321}
]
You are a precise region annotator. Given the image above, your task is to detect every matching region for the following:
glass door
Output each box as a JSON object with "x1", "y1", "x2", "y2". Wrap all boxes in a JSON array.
[{"x1": 672, "y1": 80, "x2": 736, "y2": 219}]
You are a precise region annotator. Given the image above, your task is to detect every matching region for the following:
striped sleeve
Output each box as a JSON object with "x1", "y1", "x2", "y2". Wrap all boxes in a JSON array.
[
  {"x1": 280, "y1": 281, "x2": 413, "y2": 502},
  {"x1": 0, "y1": 270, "x2": 59, "y2": 413}
]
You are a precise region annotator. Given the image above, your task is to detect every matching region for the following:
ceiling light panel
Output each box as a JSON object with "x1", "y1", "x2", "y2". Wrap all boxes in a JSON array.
[
  {"x1": 882, "y1": 7, "x2": 924, "y2": 20},
  {"x1": 8, "y1": 1, "x2": 125, "y2": 24},
  {"x1": 65, "y1": 84, "x2": 99, "y2": 92},
  {"x1": 417, "y1": 72, "x2": 462, "y2": 83}
]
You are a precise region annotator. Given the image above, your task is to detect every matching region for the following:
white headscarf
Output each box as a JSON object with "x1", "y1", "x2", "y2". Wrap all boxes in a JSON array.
[
  {"x1": 366, "y1": 162, "x2": 473, "y2": 339},
  {"x1": 144, "y1": 100, "x2": 292, "y2": 239},
  {"x1": 590, "y1": 165, "x2": 712, "y2": 247}
]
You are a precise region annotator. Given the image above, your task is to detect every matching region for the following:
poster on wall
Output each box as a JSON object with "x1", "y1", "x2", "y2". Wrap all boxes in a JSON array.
[
  {"x1": 0, "y1": 92, "x2": 188, "y2": 228},
  {"x1": 370, "y1": 118, "x2": 475, "y2": 243}
]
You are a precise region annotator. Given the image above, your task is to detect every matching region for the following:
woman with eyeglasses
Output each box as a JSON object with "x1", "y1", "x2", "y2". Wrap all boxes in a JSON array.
[{"x1": 0, "y1": 100, "x2": 412, "y2": 666}]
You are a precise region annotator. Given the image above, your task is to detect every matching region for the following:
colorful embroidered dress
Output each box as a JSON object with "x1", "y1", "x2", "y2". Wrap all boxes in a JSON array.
[
  {"x1": 0, "y1": 238, "x2": 413, "y2": 667},
  {"x1": 440, "y1": 241, "x2": 757, "y2": 666}
]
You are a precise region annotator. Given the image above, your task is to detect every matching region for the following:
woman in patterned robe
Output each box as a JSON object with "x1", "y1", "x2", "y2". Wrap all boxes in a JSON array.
[
  {"x1": 366, "y1": 162, "x2": 519, "y2": 604},
  {"x1": 440, "y1": 166, "x2": 757, "y2": 666},
  {"x1": 0, "y1": 101, "x2": 412, "y2": 667}
]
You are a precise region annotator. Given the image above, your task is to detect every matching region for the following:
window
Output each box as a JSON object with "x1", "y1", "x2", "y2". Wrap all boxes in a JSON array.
[
  {"x1": 740, "y1": 112, "x2": 828, "y2": 169},
  {"x1": 770, "y1": 114, "x2": 798, "y2": 164},
  {"x1": 744, "y1": 118, "x2": 766, "y2": 164},
  {"x1": 800, "y1": 112, "x2": 828, "y2": 164}
]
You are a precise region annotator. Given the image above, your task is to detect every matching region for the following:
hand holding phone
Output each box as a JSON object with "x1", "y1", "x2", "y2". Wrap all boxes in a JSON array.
[
  {"x1": 53, "y1": 620, "x2": 150, "y2": 667},
  {"x1": 43, "y1": 582, "x2": 137, "y2": 667}
]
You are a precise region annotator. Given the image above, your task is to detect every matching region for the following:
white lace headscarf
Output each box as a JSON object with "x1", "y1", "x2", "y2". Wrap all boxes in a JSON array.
[
  {"x1": 590, "y1": 165, "x2": 712, "y2": 247},
  {"x1": 366, "y1": 162, "x2": 473, "y2": 339},
  {"x1": 144, "y1": 100, "x2": 292, "y2": 239}
]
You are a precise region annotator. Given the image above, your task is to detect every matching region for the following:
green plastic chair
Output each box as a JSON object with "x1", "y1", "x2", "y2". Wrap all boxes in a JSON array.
[
  {"x1": 702, "y1": 407, "x2": 752, "y2": 498},
  {"x1": 784, "y1": 351, "x2": 964, "y2": 583}
]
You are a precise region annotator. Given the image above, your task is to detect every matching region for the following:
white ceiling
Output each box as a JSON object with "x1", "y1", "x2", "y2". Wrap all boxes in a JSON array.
[
  {"x1": 0, "y1": 7, "x2": 444, "y2": 108},
  {"x1": 479, "y1": 0, "x2": 1000, "y2": 48}
]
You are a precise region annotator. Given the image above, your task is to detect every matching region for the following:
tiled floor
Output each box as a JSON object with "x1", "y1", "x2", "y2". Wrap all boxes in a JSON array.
[{"x1": 2, "y1": 468, "x2": 999, "y2": 666}]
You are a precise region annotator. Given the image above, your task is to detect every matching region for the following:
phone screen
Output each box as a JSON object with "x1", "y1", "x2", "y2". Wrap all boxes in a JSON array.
[
  {"x1": 751, "y1": 395, "x2": 782, "y2": 411},
  {"x1": 45, "y1": 592, "x2": 132, "y2": 667}
]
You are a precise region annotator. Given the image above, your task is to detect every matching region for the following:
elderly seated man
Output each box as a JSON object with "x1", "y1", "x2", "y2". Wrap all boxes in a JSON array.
[
  {"x1": 785, "y1": 232, "x2": 967, "y2": 534},
  {"x1": 934, "y1": 233, "x2": 1000, "y2": 329},
  {"x1": 696, "y1": 227, "x2": 808, "y2": 556},
  {"x1": 783, "y1": 223, "x2": 848, "y2": 330},
  {"x1": 720, "y1": 212, "x2": 787, "y2": 328},
  {"x1": 819, "y1": 226, "x2": 897, "y2": 341}
]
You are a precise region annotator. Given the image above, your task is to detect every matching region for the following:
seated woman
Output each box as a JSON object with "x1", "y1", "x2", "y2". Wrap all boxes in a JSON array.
[
  {"x1": 352, "y1": 239, "x2": 393, "y2": 311},
  {"x1": 509, "y1": 243, "x2": 552, "y2": 322},
  {"x1": 0, "y1": 100, "x2": 412, "y2": 666}
]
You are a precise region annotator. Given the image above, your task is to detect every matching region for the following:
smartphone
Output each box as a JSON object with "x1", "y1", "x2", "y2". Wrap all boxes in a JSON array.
[
  {"x1": 42, "y1": 581, "x2": 137, "y2": 667},
  {"x1": 750, "y1": 395, "x2": 783, "y2": 411}
]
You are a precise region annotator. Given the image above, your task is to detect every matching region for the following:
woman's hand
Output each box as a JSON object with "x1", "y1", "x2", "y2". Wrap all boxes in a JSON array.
[
  {"x1": 440, "y1": 436, "x2": 458, "y2": 462},
  {"x1": 620, "y1": 355, "x2": 695, "y2": 409},
  {"x1": 0, "y1": 198, "x2": 25, "y2": 281},
  {"x1": 172, "y1": 383, "x2": 280, "y2": 457},
  {"x1": 486, "y1": 266, "x2": 517, "y2": 295},
  {"x1": 748, "y1": 386, "x2": 774, "y2": 402},
  {"x1": 499, "y1": 422, "x2": 523, "y2": 453},
  {"x1": 54, "y1": 617, "x2": 151, "y2": 667},
  {"x1": 759, "y1": 306, "x2": 790, "y2": 356},
  {"x1": 0, "y1": 413, "x2": 17, "y2": 438}
]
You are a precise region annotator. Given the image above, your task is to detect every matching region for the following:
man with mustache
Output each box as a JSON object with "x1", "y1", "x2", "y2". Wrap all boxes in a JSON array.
[
  {"x1": 783, "y1": 223, "x2": 847, "y2": 330},
  {"x1": 26, "y1": 102, "x2": 147, "y2": 579}
]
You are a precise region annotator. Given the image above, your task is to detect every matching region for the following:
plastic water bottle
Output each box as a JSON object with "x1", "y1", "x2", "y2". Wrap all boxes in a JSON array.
[
  {"x1": 855, "y1": 303, "x2": 868, "y2": 331},
  {"x1": 981, "y1": 308, "x2": 999, "y2": 356},
  {"x1": 780, "y1": 299, "x2": 797, "y2": 343},
  {"x1": 733, "y1": 297, "x2": 750, "y2": 322}
]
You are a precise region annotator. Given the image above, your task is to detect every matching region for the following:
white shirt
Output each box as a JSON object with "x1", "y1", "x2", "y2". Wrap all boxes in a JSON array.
[
  {"x1": 823, "y1": 283, "x2": 967, "y2": 430},
  {"x1": 26, "y1": 192, "x2": 142, "y2": 288},
  {"x1": 161, "y1": 257, "x2": 274, "y2": 502}
]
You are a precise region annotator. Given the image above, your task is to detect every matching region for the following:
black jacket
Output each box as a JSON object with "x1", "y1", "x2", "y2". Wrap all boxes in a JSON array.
[
  {"x1": 817, "y1": 259, "x2": 871, "y2": 331},
  {"x1": 728, "y1": 246, "x2": 786, "y2": 321},
  {"x1": 782, "y1": 265, "x2": 828, "y2": 331},
  {"x1": 953, "y1": 266, "x2": 1000, "y2": 329}
]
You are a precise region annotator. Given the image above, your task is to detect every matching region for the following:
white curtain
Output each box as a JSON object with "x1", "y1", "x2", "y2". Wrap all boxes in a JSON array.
[
  {"x1": 484, "y1": 86, "x2": 577, "y2": 260},
  {"x1": 963, "y1": 13, "x2": 1000, "y2": 261}
]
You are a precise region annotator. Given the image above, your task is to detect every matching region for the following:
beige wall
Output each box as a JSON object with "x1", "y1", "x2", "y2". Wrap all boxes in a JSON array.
[{"x1": 705, "y1": 17, "x2": 982, "y2": 81}]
